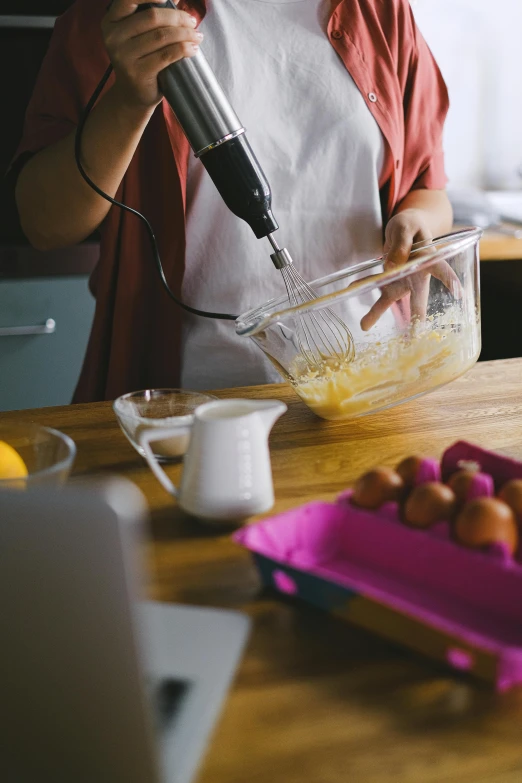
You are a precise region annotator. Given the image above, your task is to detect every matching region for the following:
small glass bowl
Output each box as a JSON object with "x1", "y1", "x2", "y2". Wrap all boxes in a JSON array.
[
  {"x1": 0, "y1": 423, "x2": 76, "y2": 489},
  {"x1": 113, "y1": 389, "x2": 218, "y2": 463}
]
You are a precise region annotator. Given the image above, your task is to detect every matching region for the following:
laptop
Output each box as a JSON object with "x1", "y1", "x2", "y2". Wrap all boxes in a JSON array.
[{"x1": 0, "y1": 479, "x2": 250, "y2": 783}]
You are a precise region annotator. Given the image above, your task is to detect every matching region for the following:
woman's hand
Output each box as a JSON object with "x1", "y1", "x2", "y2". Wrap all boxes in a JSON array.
[
  {"x1": 385, "y1": 208, "x2": 433, "y2": 266},
  {"x1": 102, "y1": 0, "x2": 203, "y2": 110},
  {"x1": 361, "y1": 204, "x2": 460, "y2": 331},
  {"x1": 17, "y1": 0, "x2": 201, "y2": 250}
]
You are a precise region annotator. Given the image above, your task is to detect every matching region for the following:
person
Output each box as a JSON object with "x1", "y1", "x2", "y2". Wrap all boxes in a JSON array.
[{"x1": 12, "y1": 0, "x2": 453, "y2": 401}]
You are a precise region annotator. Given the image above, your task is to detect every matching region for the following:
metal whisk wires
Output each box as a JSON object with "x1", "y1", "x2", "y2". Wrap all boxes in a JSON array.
[{"x1": 268, "y1": 235, "x2": 355, "y2": 371}]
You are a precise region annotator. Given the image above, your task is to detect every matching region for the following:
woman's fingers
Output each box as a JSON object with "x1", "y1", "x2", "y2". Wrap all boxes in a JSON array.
[
  {"x1": 430, "y1": 260, "x2": 464, "y2": 298},
  {"x1": 107, "y1": 6, "x2": 197, "y2": 42},
  {"x1": 102, "y1": 1, "x2": 201, "y2": 107},
  {"x1": 409, "y1": 275, "x2": 430, "y2": 323},
  {"x1": 360, "y1": 280, "x2": 409, "y2": 331},
  {"x1": 385, "y1": 221, "x2": 416, "y2": 267},
  {"x1": 359, "y1": 260, "x2": 462, "y2": 332},
  {"x1": 138, "y1": 40, "x2": 200, "y2": 74},
  {"x1": 119, "y1": 24, "x2": 202, "y2": 61},
  {"x1": 362, "y1": 208, "x2": 463, "y2": 330}
]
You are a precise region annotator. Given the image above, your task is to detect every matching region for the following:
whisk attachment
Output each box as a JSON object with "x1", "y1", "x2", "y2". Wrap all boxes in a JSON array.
[
  {"x1": 268, "y1": 234, "x2": 293, "y2": 270},
  {"x1": 267, "y1": 234, "x2": 355, "y2": 371}
]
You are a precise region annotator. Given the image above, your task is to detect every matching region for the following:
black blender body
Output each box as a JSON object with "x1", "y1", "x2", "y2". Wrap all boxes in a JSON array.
[
  {"x1": 200, "y1": 135, "x2": 278, "y2": 239},
  {"x1": 138, "y1": 0, "x2": 278, "y2": 239}
]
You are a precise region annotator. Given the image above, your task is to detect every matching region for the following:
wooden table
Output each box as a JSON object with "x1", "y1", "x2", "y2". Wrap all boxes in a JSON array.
[
  {"x1": 3, "y1": 358, "x2": 522, "y2": 783},
  {"x1": 482, "y1": 233, "x2": 522, "y2": 261},
  {"x1": 480, "y1": 230, "x2": 522, "y2": 262}
]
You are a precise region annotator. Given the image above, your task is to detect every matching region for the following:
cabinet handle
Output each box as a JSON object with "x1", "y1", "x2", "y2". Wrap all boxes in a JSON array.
[
  {"x1": 0, "y1": 319, "x2": 56, "y2": 337},
  {"x1": 0, "y1": 16, "x2": 56, "y2": 29}
]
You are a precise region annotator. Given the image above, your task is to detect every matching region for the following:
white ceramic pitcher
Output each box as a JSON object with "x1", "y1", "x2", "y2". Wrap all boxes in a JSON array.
[{"x1": 139, "y1": 399, "x2": 287, "y2": 523}]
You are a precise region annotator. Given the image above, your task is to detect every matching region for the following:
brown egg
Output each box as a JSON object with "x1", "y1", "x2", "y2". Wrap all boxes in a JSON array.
[
  {"x1": 352, "y1": 467, "x2": 404, "y2": 510},
  {"x1": 447, "y1": 470, "x2": 479, "y2": 505},
  {"x1": 396, "y1": 456, "x2": 424, "y2": 488},
  {"x1": 498, "y1": 480, "x2": 522, "y2": 521},
  {"x1": 454, "y1": 498, "x2": 519, "y2": 555},
  {"x1": 403, "y1": 482, "x2": 456, "y2": 528}
]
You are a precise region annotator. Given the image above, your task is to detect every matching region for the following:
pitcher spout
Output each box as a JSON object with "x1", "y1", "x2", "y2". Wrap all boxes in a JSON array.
[{"x1": 255, "y1": 400, "x2": 287, "y2": 433}]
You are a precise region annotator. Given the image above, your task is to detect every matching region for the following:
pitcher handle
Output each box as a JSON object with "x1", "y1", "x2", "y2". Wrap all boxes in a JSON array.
[{"x1": 138, "y1": 426, "x2": 190, "y2": 497}]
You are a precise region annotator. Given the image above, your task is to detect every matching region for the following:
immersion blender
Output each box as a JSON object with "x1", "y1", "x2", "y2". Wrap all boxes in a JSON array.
[
  {"x1": 139, "y1": 0, "x2": 291, "y2": 271},
  {"x1": 141, "y1": 1, "x2": 354, "y2": 365}
]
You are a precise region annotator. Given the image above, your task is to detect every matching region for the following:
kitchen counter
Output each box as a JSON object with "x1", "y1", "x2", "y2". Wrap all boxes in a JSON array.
[
  {"x1": 3, "y1": 358, "x2": 522, "y2": 782},
  {"x1": 480, "y1": 230, "x2": 522, "y2": 262},
  {"x1": 451, "y1": 224, "x2": 522, "y2": 262}
]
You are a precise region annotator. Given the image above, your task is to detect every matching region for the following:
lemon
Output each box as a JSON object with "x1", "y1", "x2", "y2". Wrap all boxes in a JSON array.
[{"x1": 0, "y1": 441, "x2": 28, "y2": 480}]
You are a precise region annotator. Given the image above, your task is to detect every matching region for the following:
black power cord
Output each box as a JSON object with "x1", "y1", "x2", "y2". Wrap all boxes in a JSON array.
[{"x1": 74, "y1": 63, "x2": 238, "y2": 322}]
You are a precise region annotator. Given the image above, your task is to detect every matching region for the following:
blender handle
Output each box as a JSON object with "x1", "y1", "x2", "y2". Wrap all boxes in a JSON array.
[
  {"x1": 136, "y1": 0, "x2": 244, "y2": 156},
  {"x1": 134, "y1": 1, "x2": 279, "y2": 239}
]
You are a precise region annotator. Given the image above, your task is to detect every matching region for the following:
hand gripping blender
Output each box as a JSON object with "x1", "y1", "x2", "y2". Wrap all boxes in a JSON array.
[{"x1": 142, "y1": 0, "x2": 291, "y2": 270}]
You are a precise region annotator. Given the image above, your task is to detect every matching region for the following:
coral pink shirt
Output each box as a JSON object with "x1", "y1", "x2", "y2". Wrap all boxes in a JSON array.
[{"x1": 13, "y1": 0, "x2": 449, "y2": 402}]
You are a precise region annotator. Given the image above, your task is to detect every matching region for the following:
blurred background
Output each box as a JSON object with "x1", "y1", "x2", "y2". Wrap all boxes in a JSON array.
[
  {"x1": 0, "y1": 1, "x2": 520, "y2": 412},
  {"x1": 414, "y1": 0, "x2": 522, "y2": 193},
  {"x1": 413, "y1": 0, "x2": 522, "y2": 365}
]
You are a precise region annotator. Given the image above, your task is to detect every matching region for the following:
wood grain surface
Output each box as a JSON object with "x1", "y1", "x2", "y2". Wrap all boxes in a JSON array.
[{"x1": 2, "y1": 358, "x2": 522, "y2": 783}]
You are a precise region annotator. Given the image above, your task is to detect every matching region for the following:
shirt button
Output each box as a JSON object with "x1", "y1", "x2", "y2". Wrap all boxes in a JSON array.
[
  {"x1": 368, "y1": 92, "x2": 378, "y2": 103},
  {"x1": 331, "y1": 29, "x2": 343, "y2": 39}
]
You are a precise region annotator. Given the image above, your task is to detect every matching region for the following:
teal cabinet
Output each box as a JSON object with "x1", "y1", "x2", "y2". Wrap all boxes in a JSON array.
[{"x1": 0, "y1": 277, "x2": 95, "y2": 411}]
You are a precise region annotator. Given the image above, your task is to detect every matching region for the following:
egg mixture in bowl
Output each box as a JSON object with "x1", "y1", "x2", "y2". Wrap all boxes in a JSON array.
[{"x1": 236, "y1": 229, "x2": 482, "y2": 420}]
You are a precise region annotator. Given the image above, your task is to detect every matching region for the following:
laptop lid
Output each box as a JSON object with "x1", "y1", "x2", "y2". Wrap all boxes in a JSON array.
[{"x1": 0, "y1": 479, "x2": 163, "y2": 783}]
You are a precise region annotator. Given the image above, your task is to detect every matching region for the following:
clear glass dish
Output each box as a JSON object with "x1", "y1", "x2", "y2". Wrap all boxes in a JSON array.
[
  {"x1": 113, "y1": 388, "x2": 218, "y2": 462},
  {"x1": 0, "y1": 423, "x2": 76, "y2": 488},
  {"x1": 236, "y1": 229, "x2": 482, "y2": 421}
]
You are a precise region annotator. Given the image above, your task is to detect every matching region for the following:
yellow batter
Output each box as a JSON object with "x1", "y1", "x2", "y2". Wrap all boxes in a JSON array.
[{"x1": 291, "y1": 311, "x2": 479, "y2": 420}]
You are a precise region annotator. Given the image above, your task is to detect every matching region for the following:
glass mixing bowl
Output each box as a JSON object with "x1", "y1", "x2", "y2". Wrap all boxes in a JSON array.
[
  {"x1": 0, "y1": 423, "x2": 76, "y2": 489},
  {"x1": 236, "y1": 229, "x2": 482, "y2": 421}
]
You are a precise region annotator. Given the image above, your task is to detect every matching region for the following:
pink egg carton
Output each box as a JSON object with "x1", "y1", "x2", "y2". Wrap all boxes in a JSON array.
[{"x1": 234, "y1": 442, "x2": 522, "y2": 690}]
